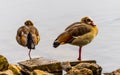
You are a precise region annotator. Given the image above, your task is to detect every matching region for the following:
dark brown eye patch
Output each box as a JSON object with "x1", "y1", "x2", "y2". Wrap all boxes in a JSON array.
[{"x1": 86, "y1": 19, "x2": 91, "y2": 22}]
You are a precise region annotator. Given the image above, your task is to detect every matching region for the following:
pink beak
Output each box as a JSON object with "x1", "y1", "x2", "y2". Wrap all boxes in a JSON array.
[{"x1": 90, "y1": 21, "x2": 96, "y2": 26}]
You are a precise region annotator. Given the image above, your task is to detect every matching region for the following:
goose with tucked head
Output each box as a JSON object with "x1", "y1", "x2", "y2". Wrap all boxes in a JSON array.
[{"x1": 16, "y1": 20, "x2": 40, "y2": 60}]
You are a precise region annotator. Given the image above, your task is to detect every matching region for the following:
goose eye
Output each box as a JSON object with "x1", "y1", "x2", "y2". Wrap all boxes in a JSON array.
[{"x1": 87, "y1": 19, "x2": 91, "y2": 22}]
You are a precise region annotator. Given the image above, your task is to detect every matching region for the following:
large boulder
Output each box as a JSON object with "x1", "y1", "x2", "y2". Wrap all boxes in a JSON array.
[
  {"x1": 65, "y1": 62, "x2": 102, "y2": 75},
  {"x1": 0, "y1": 55, "x2": 9, "y2": 71},
  {"x1": 65, "y1": 67, "x2": 93, "y2": 75},
  {"x1": 75, "y1": 63, "x2": 102, "y2": 75},
  {"x1": 62, "y1": 60, "x2": 96, "y2": 72}
]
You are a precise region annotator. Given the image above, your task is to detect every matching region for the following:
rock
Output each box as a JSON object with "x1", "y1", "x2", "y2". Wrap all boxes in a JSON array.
[
  {"x1": 104, "y1": 68, "x2": 120, "y2": 75},
  {"x1": 62, "y1": 60, "x2": 96, "y2": 72},
  {"x1": 61, "y1": 62, "x2": 72, "y2": 72},
  {"x1": 0, "y1": 55, "x2": 9, "y2": 71},
  {"x1": 65, "y1": 67, "x2": 93, "y2": 75},
  {"x1": 30, "y1": 69, "x2": 53, "y2": 75},
  {"x1": 8, "y1": 64, "x2": 23, "y2": 75},
  {"x1": 74, "y1": 63, "x2": 102, "y2": 75},
  {"x1": 112, "y1": 69, "x2": 120, "y2": 74},
  {"x1": 0, "y1": 70, "x2": 14, "y2": 75},
  {"x1": 18, "y1": 57, "x2": 62, "y2": 75}
]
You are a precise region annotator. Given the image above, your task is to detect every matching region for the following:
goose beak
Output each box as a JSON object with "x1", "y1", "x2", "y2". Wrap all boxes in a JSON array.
[{"x1": 90, "y1": 21, "x2": 96, "y2": 26}]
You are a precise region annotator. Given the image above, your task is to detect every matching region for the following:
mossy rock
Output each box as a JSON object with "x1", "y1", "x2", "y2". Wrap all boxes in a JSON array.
[
  {"x1": 0, "y1": 55, "x2": 9, "y2": 71},
  {"x1": 8, "y1": 64, "x2": 22, "y2": 75},
  {"x1": 65, "y1": 68, "x2": 93, "y2": 75},
  {"x1": 74, "y1": 63, "x2": 102, "y2": 75},
  {"x1": 0, "y1": 69, "x2": 14, "y2": 75}
]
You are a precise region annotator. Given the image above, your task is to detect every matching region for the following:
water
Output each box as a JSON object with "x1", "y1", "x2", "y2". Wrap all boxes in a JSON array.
[{"x1": 0, "y1": 0, "x2": 120, "y2": 73}]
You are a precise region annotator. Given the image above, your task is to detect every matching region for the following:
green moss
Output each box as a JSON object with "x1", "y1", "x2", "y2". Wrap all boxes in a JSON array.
[
  {"x1": 0, "y1": 55, "x2": 9, "y2": 71},
  {"x1": 8, "y1": 64, "x2": 22, "y2": 75}
]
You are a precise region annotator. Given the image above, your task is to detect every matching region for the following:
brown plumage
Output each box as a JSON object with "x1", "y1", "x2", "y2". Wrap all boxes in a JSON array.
[
  {"x1": 16, "y1": 20, "x2": 40, "y2": 60},
  {"x1": 53, "y1": 16, "x2": 98, "y2": 60}
]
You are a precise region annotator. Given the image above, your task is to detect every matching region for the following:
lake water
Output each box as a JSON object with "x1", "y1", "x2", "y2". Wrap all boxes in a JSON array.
[{"x1": 0, "y1": 0, "x2": 120, "y2": 73}]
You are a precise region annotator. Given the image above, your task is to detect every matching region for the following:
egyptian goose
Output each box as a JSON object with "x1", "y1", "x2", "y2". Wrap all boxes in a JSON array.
[
  {"x1": 16, "y1": 20, "x2": 40, "y2": 60},
  {"x1": 53, "y1": 16, "x2": 98, "y2": 60}
]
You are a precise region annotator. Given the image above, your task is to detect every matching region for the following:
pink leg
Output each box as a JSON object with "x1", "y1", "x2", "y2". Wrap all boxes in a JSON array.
[{"x1": 77, "y1": 46, "x2": 82, "y2": 60}]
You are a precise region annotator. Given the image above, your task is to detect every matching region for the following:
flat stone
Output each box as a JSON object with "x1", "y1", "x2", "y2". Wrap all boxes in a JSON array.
[
  {"x1": 69, "y1": 60, "x2": 96, "y2": 66},
  {"x1": 18, "y1": 57, "x2": 62, "y2": 74},
  {"x1": 104, "y1": 73, "x2": 111, "y2": 75}
]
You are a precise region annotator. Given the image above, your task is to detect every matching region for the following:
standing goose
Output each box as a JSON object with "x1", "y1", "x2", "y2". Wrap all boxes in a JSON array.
[
  {"x1": 16, "y1": 20, "x2": 40, "y2": 60},
  {"x1": 53, "y1": 16, "x2": 98, "y2": 60}
]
